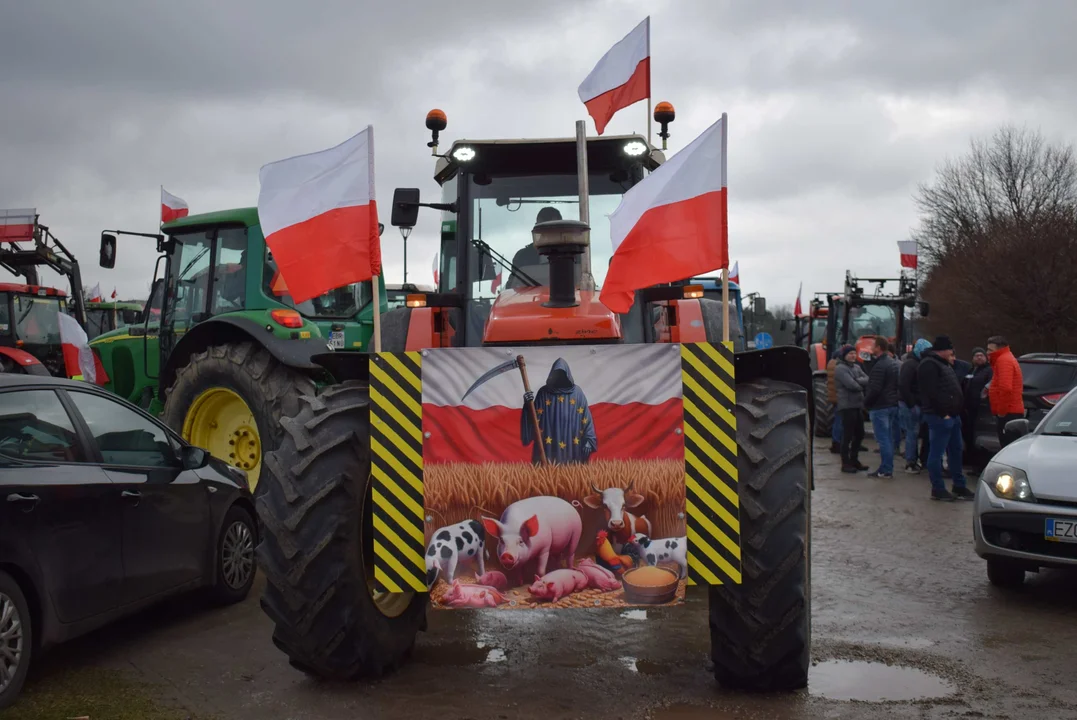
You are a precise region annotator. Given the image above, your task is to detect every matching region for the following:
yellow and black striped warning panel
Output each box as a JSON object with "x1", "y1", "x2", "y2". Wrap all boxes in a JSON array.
[
  {"x1": 680, "y1": 341, "x2": 741, "y2": 586},
  {"x1": 370, "y1": 351, "x2": 427, "y2": 593}
]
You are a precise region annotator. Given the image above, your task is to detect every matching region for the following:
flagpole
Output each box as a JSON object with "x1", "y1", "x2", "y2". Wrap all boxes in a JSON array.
[
  {"x1": 722, "y1": 268, "x2": 730, "y2": 343},
  {"x1": 372, "y1": 274, "x2": 382, "y2": 353},
  {"x1": 721, "y1": 111, "x2": 730, "y2": 344},
  {"x1": 646, "y1": 16, "x2": 652, "y2": 148}
]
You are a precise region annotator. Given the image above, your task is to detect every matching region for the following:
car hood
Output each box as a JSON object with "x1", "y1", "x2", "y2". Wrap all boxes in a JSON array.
[{"x1": 995, "y1": 433, "x2": 1077, "y2": 501}]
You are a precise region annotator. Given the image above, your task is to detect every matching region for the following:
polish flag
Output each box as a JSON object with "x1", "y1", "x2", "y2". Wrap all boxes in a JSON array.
[
  {"x1": 258, "y1": 126, "x2": 381, "y2": 304},
  {"x1": 490, "y1": 268, "x2": 503, "y2": 294},
  {"x1": 793, "y1": 282, "x2": 803, "y2": 316},
  {"x1": 898, "y1": 240, "x2": 918, "y2": 270},
  {"x1": 600, "y1": 115, "x2": 729, "y2": 314},
  {"x1": 432, "y1": 252, "x2": 440, "y2": 286},
  {"x1": 729, "y1": 261, "x2": 739, "y2": 285},
  {"x1": 111, "y1": 288, "x2": 118, "y2": 299},
  {"x1": 0, "y1": 208, "x2": 36, "y2": 243},
  {"x1": 58, "y1": 311, "x2": 108, "y2": 385},
  {"x1": 88, "y1": 283, "x2": 102, "y2": 302},
  {"x1": 578, "y1": 17, "x2": 650, "y2": 135},
  {"x1": 161, "y1": 188, "x2": 189, "y2": 224},
  {"x1": 422, "y1": 345, "x2": 683, "y2": 464}
]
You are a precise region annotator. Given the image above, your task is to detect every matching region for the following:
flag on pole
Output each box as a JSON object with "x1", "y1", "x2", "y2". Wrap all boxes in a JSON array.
[
  {"x1": 729, "y1": 261, "x2": 739, "y2": 285},
  {"x1": 0, "y1": 208, "x2": 36, "y2": 242},
  {"x1": 600, "y1": 115, "x2": 729, "y2": 314},
  {"x1": 490, "y1": 268, "x2": 503, "y2": 294},
  {"x1": 58, "y1": 311, "x2": 108, "y2": 385},
  {"x1": 794, "y1": 282, "x2": 803, "y2": 316},
  {"x1": 111, "y1": 288, "x2": 118, "y2": 299},
  {"x1": 898, "y1": 240, "x2": 918, "y2": 270},
  {"x1": 161, "y1": 187, "x2": 189, "y2": 224},
  {"x1": 258, "y1": 126, "x2": 381, "y2": 304},
  {"x1": 88, "y1": 283, "x2": 102, "y2": 302},
  {"x1": 577, "y1": 17, "x2": 650, "y2": 135},
  {"x1": 432, "y1": 252, "x2": 440, "y2": 286}
]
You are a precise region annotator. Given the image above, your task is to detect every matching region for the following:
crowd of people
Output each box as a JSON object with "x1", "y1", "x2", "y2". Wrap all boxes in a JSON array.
[{"x1": 826, "y1": 335, "x2": 1026, "y2": 500}]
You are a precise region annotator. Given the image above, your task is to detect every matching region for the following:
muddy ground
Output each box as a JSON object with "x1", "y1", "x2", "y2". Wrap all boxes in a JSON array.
[{"x1": 11, "y1": 437, "x2": 1077, "y2": 719}]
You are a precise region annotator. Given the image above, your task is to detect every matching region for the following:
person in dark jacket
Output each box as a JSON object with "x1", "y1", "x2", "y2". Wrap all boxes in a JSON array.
[
  {"x1": 960, "y1": 347, "x2": 993, "y2": 463},
  {"x1": 864, "y1": 337, "x2": 900, "y2": 477},
  {"x1": 917, "y1": 335, "x2": 974, "y2": 501},
  {"x1": 898, "y1": 338, "x2": 931, "y2": 473},
  {"x1": 834, "y1": 344, "x2": 869, "y2": 473}
]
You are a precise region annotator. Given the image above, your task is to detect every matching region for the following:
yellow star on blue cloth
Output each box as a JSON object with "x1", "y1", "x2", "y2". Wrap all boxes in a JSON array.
[
  {"x1": 559, "y1": 441, "x2": 566, "y2": 449},
  {"x1": 545, "y1": 436, "x2": 552, "y2": 444},
  {"x1": 558, "y1": 396, "x2": 565, "y2": 403}
]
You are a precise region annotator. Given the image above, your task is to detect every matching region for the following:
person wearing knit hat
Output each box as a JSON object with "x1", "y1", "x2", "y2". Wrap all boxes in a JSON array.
[
  {"x1": 899, "y1": 338, "x2": 931, "y2": 473},
  {"x1": 960, "y1": 346, "x2": 993, "y2": 461},
  {"x1": 917, "y1": 335, "x2": 974, "y2": 500},
  {"x1": 834, "y1": 344, "x2": 870, "y2": 473}
]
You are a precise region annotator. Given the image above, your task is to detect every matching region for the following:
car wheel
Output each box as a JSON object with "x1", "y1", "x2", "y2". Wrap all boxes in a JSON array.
[
  {"x1": 0, "y1": 570, "x2": 32, "y2": 710},
  {"x1": 211, "y1": 505, "x2": 257, "y2": 605},
  {"x1": 987, "y1": 557, "x2": 1026, "y2": 588}
]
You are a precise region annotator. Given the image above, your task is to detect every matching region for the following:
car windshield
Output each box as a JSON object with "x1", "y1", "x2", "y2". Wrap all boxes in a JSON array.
[
  {"x1": 1039, "y1": 389, "x2": 1077, "y2": 435},
  {"x1": 13, "y1": 295, "x2": 62, "y2": 345},
  {"x1": 1020, "y1": 362, "x2": 1077, "y2": 391}
]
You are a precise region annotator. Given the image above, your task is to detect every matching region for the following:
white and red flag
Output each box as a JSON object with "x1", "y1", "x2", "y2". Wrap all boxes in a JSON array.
[
  {"x1": 258, "y1": 126, "x2": 381, "y2": 304},
  {"x1": 578, "y1": 17, "x2": 650, "y2": 135},
  {"x1": 0, "y1": 208, "x2": 36, "y2": 243},
  {"x1": 490, "y1": 268, "x2": 503, "y2": 294},
  {"x1": 111, "y1": 288, "x2": 117, "y2": 299},
  {"x1": 729, "y1": 261, "x2": 739, "y2": 285},
  {"x1": 58, "y1": 311, "x2": 108, "y2": 385},
  {"x1": 898, "y1": 240, "x2": 918, "y2": 270},
  {"x1": 600, "y1": 115, "x2": 729, "y2": 314},
  {"x1": 88, "y1": 283, "x2": 102, "y2": 302},
  {"x1": 794, "y1": 282, "x2": 803, "y2": 316},
  {"x1": 432, "y1": 252, "x2": 440, "y2": 286},
  {"x1": 161, "y1": 187, "x2": 189, "y2": 224}
]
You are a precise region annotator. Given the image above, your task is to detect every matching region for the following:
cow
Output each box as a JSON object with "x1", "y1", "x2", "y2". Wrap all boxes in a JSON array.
[
  {"x1": 582, "y1": 481, "x2": 652, "y2": 551},
  {"x1": 628, "y1": 533, "x2": 688, "y2": 580}
]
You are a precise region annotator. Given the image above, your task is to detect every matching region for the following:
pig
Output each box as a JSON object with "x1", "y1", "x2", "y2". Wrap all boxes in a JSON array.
[
  {"x1": 576, "y1": 557, "x2": 622, "y2": 591},
  {"x1": 481, "y1": 496, "x2": 582, "y2": 580},
  {"x1": 527, "y1": 568, "x2": 589, "y2": 602},
  {"x1": 475, "y1": 570, "x2": 509, "y2": 591},
  {"x1": 424, "y1": 519, "x2": 486, "y2": 588},
  {"x1": 441, "y1": 580, "x2": 508, "y2": 608}
]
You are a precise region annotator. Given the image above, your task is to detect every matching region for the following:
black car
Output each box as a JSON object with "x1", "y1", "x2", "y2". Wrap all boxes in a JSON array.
[
  {"x1": 0, "y1": 375, "x2": 257, "y2": 708},
  {"x1": 973, "y1": 353, "x2": 1077, "y2": 456}
]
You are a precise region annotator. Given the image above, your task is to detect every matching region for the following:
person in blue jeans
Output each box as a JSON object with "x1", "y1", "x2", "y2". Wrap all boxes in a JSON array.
[
  {"x1": 898, "y1": 339, "x2": 932, "y2": 473},
  {"x1": 864, "y1": 337, "x2": 901, "y2": 477},
  {"x1": 916, "y1": 335, "x2": 974, "y2": 501}
]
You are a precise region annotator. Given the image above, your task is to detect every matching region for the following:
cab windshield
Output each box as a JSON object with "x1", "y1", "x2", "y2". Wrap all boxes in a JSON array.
[
  {"x1": 14, "y1": 295, "x2": 63, "y2": 345},
  {"x1": 264, "y1": 250, "x2": 369, "y2": 319},
  {"x1": 843, "y1": 304, "x2": 898, "y2": 340},
  {"x1": 0, "y1": 293, "x2": 10, "y2": 337}
]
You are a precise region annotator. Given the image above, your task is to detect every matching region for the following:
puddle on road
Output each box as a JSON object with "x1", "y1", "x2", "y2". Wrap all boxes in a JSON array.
[
  {"x1": 809, "y1": 660, "x2": 953, "y2": 702},
  {"x1": 620, "y1": 609, "x2": 648, "y2": 621},
  {"x1": 619, "y1": 656, "x2": 670, "y2": 675},
  {"x1": 485, "y1": 648, "x2": 507, "y2": 663}
]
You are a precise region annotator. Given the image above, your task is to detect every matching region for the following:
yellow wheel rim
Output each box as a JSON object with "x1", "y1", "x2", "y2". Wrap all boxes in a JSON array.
[
  {"x1": 182, "y1": 387, "x2": 262, "y2": 492},
  {"x1": 360, "y1": 493, "x2": 415, "y2": 618}
]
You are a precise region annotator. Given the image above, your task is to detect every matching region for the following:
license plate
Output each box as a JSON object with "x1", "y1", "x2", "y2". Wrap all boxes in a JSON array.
[
  {"x1": 1045, "y1": 518, "x2": 1077, "y2": 543},
  {"x1": 328, "y1": 331, "x2": 345, "y2": 349}
]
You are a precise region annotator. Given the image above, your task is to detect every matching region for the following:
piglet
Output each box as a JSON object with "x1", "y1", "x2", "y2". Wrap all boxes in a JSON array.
[
  {"x1": 576, "y1": 558, "x2": 621, "y2": 591},
  {"x1": 441, "y1": 580, "x2": 508, "y2": 608},
  {"x1": 476, "y1": 570, "x2": 509, "y2": 591},
  {"x1": 527, "y1": 568, "x2": 589, "y2": 602}
]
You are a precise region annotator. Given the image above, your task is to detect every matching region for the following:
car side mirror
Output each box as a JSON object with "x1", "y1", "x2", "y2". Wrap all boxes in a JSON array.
[
  {"x1": 100, "y1": 233, "x2": 117, "y2": 269},
  {"x1": 917, "y1": 300, "x2": 930, "y2": 318},
  {"x1": 391, "y1": 188, "x2": 420, "y2": 229},
  {"x1": 1003, "y1": 418, "x2": 1030, "y2": 443},
  {"x1": 179, "y1": 445, "x2": 210, "y2": 470}
]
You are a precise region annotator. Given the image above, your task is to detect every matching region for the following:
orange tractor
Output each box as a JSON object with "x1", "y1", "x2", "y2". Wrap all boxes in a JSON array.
[
  {"x1": 254, "y1": 110, "x2": 813, "y2": 691},
  {"x1": 807, "y1": 271, "x2": 927, "y2": 436}
]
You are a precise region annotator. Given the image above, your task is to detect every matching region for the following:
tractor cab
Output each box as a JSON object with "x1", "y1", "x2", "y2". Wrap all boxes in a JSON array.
[
  {"x1": 0, "y1": 283, "x2": 68, "y2": 375},
  {"x1": 84, "y1": 301, "x2": 144, "y2": 340}
]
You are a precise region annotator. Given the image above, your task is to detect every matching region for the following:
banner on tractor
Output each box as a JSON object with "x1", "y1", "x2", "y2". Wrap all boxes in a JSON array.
[{"x1": 369, "y1": 342, "x2": 740, "y2": 611}]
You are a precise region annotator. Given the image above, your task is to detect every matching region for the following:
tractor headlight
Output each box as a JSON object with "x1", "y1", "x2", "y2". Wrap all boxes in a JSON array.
[
  {"x1": 623, "y1": 141, "x2": 647, "y2": 157},
  {"x1": 452, "y1": 146, "x2": 476, "y2": 162},
  {"x1": 983, "y1": 462, "x2": 1035, "y2": 502}
]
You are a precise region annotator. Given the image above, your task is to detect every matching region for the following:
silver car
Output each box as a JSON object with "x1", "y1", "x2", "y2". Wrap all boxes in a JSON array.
[{"x1": 973, "y1": 386, "x2": 1077, "y2": 587}]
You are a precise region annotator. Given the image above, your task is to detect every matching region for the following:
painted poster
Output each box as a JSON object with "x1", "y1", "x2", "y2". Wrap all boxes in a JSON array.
[{"x1": 421, "y1": 344, "x2": 687, "y2": 610}]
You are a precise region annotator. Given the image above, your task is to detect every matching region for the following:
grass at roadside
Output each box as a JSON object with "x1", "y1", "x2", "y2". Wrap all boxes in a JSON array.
[{"x1": 7, "y1": 665, "x2": 210, "y2": 720}]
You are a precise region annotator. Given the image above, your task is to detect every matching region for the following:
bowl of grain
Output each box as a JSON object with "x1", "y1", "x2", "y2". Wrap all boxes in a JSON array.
[{"x1": 620, "y1": 566, "x2": 679, "y2": 604}]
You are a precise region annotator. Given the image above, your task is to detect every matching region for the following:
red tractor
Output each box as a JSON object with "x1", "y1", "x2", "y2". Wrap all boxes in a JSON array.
[{"x1": 255, "y1": 110, "x2": 813, "y2": 692}]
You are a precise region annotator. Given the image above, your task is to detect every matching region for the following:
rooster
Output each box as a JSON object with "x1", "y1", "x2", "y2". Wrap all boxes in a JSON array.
[{"x1": 594, "y1": 529, "x2": 639, "y2": 575}]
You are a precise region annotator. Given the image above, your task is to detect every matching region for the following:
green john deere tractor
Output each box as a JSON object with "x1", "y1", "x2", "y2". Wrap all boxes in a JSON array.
[
  {"x1": 84, "y1": 300, "x2": 144, "y2": 340},
  {"x1": 91, "y1": 207, "x2": 388, "y2": 491}
]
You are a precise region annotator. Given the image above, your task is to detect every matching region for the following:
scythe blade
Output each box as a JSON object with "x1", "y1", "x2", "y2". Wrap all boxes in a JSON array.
[{"x1": 461, "y1": 356, "x2": 521, "y2": 402}]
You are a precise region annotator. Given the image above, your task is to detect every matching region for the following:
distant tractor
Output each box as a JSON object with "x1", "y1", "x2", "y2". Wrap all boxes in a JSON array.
[
  {"x1": 255, "y1": 110, "x2": 813, "y2": 692},
  {"x1": 84, "y1": 300, "x2": 144, "y2": 340},
  {"x1": 808, "y1": 271, "x2": 927, "y2": 437},
  {"x1": 91, "y1": 208, "x2": 388, "y2": 491}
]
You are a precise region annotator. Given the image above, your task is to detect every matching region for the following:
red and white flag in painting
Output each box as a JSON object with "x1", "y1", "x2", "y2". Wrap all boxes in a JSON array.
[
  {"x1": 729, "y1": 261, "x2": 739, "y2": 285},
  {"x1": 0, "y1": 208, "x2": 36, "y2": 242},
  {"x1": 898, "y1": 240, "x2": 918, "y2": 270},
  {"x1": 432, "y1": 252, "x2": 440, "y2": 286},
  {"x1": 161, "y1": 187, "x2": 189, "y2": 224},
  {"x1": 258, "y1": 126, "x2": 381, "y2": 304},
  {"x1": 794, "y1": 282, "x2": 803, "y2": 316},
  {"x1": 422, "y1": 345, "x2": 683, "y2": 465},
  {"x1": 578, "y1": 17, "x2": 650, "y2": 135},
  {"x1": 600, "y1": 115, "x2": 729, "y2": 314},
  {"x1": 58, "y1": 311, "x2": 107, "y2": 385}
]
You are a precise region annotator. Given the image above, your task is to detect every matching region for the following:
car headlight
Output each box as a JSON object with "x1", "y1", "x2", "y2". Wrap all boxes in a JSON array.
[{"x1": 982, "y1": 462, "x2": 1035, "y2": 502}]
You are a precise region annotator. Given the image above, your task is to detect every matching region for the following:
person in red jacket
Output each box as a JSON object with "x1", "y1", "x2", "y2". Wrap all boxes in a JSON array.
[{"x1": 987, "y1": 335, "x2": 1025, "y2": 447}]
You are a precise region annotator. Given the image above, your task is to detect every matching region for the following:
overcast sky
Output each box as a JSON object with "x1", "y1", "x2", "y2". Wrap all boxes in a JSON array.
[{"x1": 3, "y1": 0, "x2": 1075, "y2": 309}]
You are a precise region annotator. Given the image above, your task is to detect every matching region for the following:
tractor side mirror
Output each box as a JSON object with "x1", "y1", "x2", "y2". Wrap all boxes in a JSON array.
[
  {"x1": 917, "y1": 300, "x2": 930, "y2": 318},
  {"x1": 100, "y1": 233, "x2": 117, "y2": 269},
  {"x1": 391, "y1": 188, "x2": 421, "y2": 229},
  {"x1": 753, "y1": 297, "x2": 766, "y2": 316}
]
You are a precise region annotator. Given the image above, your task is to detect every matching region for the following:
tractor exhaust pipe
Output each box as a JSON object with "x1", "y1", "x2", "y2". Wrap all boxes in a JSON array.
[
  {"x1": 576, "y1": 120, "x2": 595, "y2": 292},
  {"x1": 532, "y1": 218, "x2": 589, "y2": 308}
]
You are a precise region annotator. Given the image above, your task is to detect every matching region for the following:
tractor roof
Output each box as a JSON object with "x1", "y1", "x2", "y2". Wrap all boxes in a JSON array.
[
  {"x1": 0, "y1": 282, "x2": 66, "y2": 296},
  {"x1": 163, "y1": 207, "x2": 260, "y2": 232}
]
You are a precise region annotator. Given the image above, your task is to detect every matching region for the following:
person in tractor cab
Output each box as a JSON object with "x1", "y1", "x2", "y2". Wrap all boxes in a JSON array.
[
  {"x1": 506, "y1": 206, "x2": 581, "y2": 290},
  {"x1": 521, "y1": 358, "x2": 596, "y2": 465}
]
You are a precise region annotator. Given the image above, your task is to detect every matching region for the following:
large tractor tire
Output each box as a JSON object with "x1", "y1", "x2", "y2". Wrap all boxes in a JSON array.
[
  {"x1": 812, "y1": 374, "x2": 834, "y2": 437},
  {"x1": 256, "y1": 381, "x2": 427, "y2": 679},
  {"x1": 709, "y1": 377, "x2": 811, "y2": 692},
  {"x1": 163, "y1": 342, "x2": 315, "y2": 493}
]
